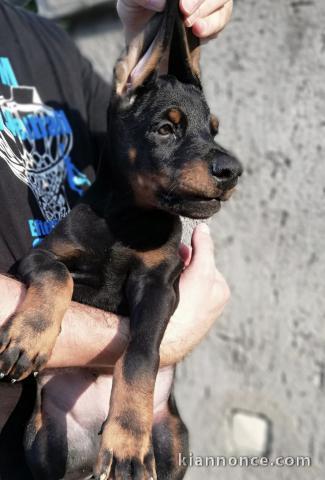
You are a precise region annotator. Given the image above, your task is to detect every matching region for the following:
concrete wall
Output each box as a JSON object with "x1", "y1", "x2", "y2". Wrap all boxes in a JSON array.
[{"x1": 36, "y1": 1, "x2": 325, "y2": 478}]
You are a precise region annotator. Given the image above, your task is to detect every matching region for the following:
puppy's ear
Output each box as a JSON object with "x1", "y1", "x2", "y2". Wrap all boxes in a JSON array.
[
  {"x1": 113, "y1": 2, "x2": 177, "y2": 97},
  {"x1": 168, "y1": 6, "x2": 201, "y2": 88},
  {"x1": 113, "y1": 0, "x2": 201, "y2": 96}
]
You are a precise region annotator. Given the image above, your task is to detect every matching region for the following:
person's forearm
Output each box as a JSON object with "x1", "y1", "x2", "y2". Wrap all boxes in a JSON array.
[
  {"x1": 0, "y1": 274, "x2": 208, "y2": 370},
  {"x1": 0, "y1": 274, "x2": 128, "y2": 369}
]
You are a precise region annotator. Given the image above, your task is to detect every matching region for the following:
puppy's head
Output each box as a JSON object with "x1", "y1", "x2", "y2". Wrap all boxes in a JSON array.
[{"x1": 107, "y1": 0, "x2": 242, "y2": 219}]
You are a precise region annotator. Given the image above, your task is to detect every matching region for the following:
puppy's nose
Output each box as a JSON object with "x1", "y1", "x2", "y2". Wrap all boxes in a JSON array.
[{"x1": 211, "y1": 151, "x2": 243, "y2": 189}]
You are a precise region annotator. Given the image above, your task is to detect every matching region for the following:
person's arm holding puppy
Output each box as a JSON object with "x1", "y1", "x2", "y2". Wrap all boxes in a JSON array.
[
  {"x1": 0, "y1": 225, "x2": 229, "y2": 433},
  {"x1": 0, "y1": 224, "x2": 229, "y2": 370}
]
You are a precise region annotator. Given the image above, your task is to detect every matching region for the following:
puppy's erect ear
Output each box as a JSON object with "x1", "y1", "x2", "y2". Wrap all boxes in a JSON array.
[
  {"x1": 168, "y1": 4, "x2": 201, "y2": 88},
  {"x1": 113, "y1": 0, "x2": 178, "y2": 96},
  {"x1": 113, "y1": 0, "x2": 201, "y2": 96}
]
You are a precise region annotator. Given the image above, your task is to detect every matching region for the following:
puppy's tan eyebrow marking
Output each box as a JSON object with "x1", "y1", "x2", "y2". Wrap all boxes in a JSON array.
[{"x1": 168, "y1": 108, "x2": 182, "y2": 125}]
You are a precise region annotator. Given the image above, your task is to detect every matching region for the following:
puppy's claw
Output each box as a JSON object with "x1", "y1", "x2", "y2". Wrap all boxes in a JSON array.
[
  {"x1": 93, "y1": 448, "x2": 113, "y2": 480},
  {"x1": 91, "y1": 474, "x2": 108, "y2": 480}
]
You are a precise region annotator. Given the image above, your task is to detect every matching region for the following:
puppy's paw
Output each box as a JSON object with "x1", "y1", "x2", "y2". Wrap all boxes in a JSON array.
[
  {"x1": 93, "y1": 418, "x2": 156, "y2": 480},
  {"x1": 0, "y1": 312, "x2": 59, "y2": 381}
]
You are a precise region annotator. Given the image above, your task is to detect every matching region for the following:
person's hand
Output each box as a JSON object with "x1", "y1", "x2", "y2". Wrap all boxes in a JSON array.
[
  {"x1": 154, "y1": 223, "x2": 230, "y2": 415},
  {"x1": 117, "y1": 0, "x2": 233, "y2": 42},
  {"x1": 161, "y1": 223, "x2": 230, "y2": 365},
  {"x1": 155, "y1": 223, "x2": 231, "y2": 412},
  {"x1": 180, "y1": 0, "x2": 233, "y2": 39}
]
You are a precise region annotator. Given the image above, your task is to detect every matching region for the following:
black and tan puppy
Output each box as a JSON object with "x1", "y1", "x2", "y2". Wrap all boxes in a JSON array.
[{"x1": 0, "y1": 1, "x2": 242, "y2": 478}]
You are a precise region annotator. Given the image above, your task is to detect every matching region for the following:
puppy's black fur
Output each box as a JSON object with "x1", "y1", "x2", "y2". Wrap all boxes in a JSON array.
[{"x1": 0, "y1": 1, "x2": 242, "y2": 478}]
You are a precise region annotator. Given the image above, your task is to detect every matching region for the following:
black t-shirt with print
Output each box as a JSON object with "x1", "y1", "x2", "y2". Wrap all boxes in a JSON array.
[{"x1": 0, "y1": 0, "x2": 111, "y2": 273}]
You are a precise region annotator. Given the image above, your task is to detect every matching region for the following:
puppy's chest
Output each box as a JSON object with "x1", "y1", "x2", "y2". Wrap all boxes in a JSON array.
[{"x1": 71, "y1": 245, "x2": 133, "y2": 315}]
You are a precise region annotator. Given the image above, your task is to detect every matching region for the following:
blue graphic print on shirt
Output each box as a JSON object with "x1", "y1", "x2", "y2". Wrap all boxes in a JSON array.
[{"x1": 0, "y1": 56, "x2": 91, "y2": 245}]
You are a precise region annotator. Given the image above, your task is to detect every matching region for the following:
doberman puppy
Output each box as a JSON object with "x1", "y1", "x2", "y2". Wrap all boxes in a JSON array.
[{"x1": 0, "y1": 1, "x2": 242, "y2": 479}]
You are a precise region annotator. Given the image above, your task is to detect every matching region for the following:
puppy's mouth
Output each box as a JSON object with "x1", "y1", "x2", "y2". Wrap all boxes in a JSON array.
[{"x1": 160, "y1": 190, "x2": 234, "y2": 219}]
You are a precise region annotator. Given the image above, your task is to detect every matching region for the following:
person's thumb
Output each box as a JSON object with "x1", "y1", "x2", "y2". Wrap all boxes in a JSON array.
[{"x1": 189, "y1": 223, "x2": 214, "y2": 274}]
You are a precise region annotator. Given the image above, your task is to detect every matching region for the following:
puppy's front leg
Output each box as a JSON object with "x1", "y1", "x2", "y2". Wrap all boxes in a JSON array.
[
  {"x1": 94, "y1": 267, "x2": 181, "y2": 480},
  {"x1": 0, "y1": 249, "x2": 73, "y2": 381}
]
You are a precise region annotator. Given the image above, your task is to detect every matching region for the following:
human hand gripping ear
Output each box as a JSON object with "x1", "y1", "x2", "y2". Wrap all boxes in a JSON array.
[
  {"x1": 117, "y1": 0, "x2": 233, "y2": 42},
  {"x1": 117, "y1": 0, "x2": 166, "y2": 43},
  {"x1": 180, "y1": 0, "x2": 233, "y2": 39}
]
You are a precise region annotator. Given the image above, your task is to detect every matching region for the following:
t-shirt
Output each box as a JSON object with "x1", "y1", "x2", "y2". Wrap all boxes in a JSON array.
[{"x1": 0, "y1": 0, "x2": 111, "y2": 273}]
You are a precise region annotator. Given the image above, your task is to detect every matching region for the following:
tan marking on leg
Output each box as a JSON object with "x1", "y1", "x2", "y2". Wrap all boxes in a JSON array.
[
  {"x1": 154, "y1": 401, "x2": 188, "y2": 474},
  {"x1": 20, "y1": 274, "x2": 73, "y2": 319},
  {"x1": 170, "y1": 412, "x2": 184, "y2": 465},
  {"x1": 100, "y1": 357, "x2": 154, "y2": 460},
  {"x1": 33, "y1": 410, "x2": 43, "y2": 435},
  {"x1": 0, "y1": 271, "x2": 73, "y2": 380}
]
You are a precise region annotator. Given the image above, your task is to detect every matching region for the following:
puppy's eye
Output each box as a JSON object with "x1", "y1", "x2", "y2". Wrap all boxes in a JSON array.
[{"x1": 157, "y1": 124, "x2": 174, "y2": 136}]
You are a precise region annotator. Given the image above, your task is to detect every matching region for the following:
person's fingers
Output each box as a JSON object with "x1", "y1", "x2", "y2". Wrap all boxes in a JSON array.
[
  {"x1": 183, "y1": 0, "x2": 230, "y2": 27},
  {"x1": 188, "y1": 223, "x2": 215, "y2": 276},
  {"x1": 118, "y1": 0, "x2": 165, "y2": 17},
  {"x1": 192, "y1": 1, "x2": 233, "y2": 38},
  {"x1": 180, "y1": 0, "x2": 205, "y2": 17},
  {"x1": 186, "y1": 224, "x2": 230, "y2": 302},
  {"x1": 135, "y1": 0, "x2": 166, "y2": 12},
  {"x1": 117, "y1": 0, "x2": 165, "y2": 39},
  {"x1": 162, "y1": 223, "x2": 231, "y2": 363},
  {"x1": 179, "y1": 243, "x2": 192, "y2": 267}
]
